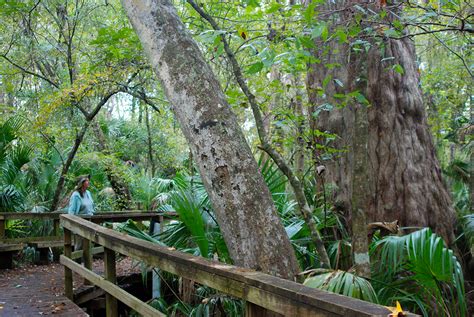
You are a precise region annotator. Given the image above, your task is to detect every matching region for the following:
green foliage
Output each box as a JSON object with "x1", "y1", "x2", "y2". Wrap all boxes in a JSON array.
[
  {"x1": 0, "y1": 117, "x2": 31, "y2": 212},
  {"x1": 131, "y1": 174, "x2": 173, "y2": 211},
  {"x1": 4, "y1": 219, "x2": 26, "y2": 238},
  {"x1": 89, "y1": 25, "x2": 143, "y2": 64},
  {"x1": 371, "y1": 228, "x2": 466, "y2": 316},
  {"x1": 461, "y1": 214, "x2": 474, "y2": 249},
  {"x1": 0, "y1": 1, "x2": 470, "y2": 315},
  {"x1": 304, "y1": 269, "x2": 378, "y2": 303},
  {"x1": 168, "y1": 189, "x2": 209, "y2": 257},
  {"x1": 117, "y1": 219, "x2": 165, "y2": 245},
  {"x1": 0, "y1": 185, "x2": 23, "y2": 212}
]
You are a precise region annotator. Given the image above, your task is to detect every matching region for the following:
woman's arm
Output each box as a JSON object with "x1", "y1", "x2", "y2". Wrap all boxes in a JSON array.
[{"x1": 68, "y1": 193, "x2": 81, "y2": 215}]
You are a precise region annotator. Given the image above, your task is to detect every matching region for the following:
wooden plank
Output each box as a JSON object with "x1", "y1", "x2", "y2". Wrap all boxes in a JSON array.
[
  {"x1": 29, "y1": 240, "x2": 64, "y2": 248},
  {"x1": 0, "y1": 211, "x2": 176, "y2": 221},
  {"x1": 1, "y1": 236, "x2": 63, "y2": 244},
  {"x1": 53, "y1": 218, "x2": 60, "y2": 236},
  {"x1": 64, "y1": 228, "x2": 73, "y2": 300},
  {"x1": 74, "y1": 286, "x2": 105, "y2": 305},
  {"x1": 0, "y1": 262, "x2": 88, "y2": 316},
  {"x1": 71, "y1": 246, "x2": 104, "y2": 260},
  {"x1": 0, "y1": 219, "x2": 5, "y2": 238},
  {"x1": 61, "y1": 255, "x2": 165, "y2": 317},
  {"x1": 246, "y1": 302, "x2": 283, "y2": 317},
  {"x1": 85, "y1": 212, "x2": 176, "y2": 223},
  {"x1": 104, "y1": 247, "x2": 118, "y2": 317},
  {"x1": 83, "y1": 238, "x2": 93, "y2": 286},
  {"x1": 61, "y1": 215, "x2": 396, "y2": 317},
  {"x1": 0, "y1": 212, "x2": 62, "y2": 220},
  {"x1": 0, "y1": 243, "x2": 24, "y2": 252}
]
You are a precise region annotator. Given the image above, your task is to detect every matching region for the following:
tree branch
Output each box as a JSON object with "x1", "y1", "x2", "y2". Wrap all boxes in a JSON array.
[
  {"x1": 118, "y1": 85, "x2": 166, "y2": 113},
  {"x1": 86, "y1": 90, "x2": 119, "y2": 121},
  {"x1": 0, "y1": 54, "x2": 60, "y2": 89}
]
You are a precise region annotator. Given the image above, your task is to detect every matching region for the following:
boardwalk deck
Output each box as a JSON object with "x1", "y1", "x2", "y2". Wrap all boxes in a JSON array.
[
  {"x1": 0, "y1": 257, "x2": 143, "y2": 316},
  {"x1": 0, "y1": 263, "x2": 87, "y2": 316}
]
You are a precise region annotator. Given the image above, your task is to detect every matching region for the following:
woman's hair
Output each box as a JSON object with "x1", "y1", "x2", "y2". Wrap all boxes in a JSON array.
[{"x1": 74, "y1": 174, "x2": 90, "y2": 197}]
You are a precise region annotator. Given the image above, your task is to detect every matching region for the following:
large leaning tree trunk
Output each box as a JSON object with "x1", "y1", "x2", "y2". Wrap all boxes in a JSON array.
[
  {"x1": 186, "y1": 0, "x2": 331, "y2": 268},
  {"x1": 307, "y1": 1, "x2": 456, "y2": 244},
  {"x1": 121, "y1": 0, "x2": 300, "y2": 279}
]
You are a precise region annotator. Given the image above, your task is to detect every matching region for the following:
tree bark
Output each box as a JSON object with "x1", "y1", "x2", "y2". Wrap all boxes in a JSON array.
[
  {"x1": 366, "y1": 37, "x2": 455, "y2": 243},
  {"x1": 306, "y1": 2, "x2": 456, "y2": 244},
  {"x1": 351, "y1": 102, "x2": 371, "y2": 278},
  {"x1": 121, "y1": 0, "x2": 300, "y2": 279},
  {"x1": 144, "y1": 105, "x2": 156, "y2": 177},
  {"x1": 187, "y1": 0, "x2": 331, "y2": 268}
]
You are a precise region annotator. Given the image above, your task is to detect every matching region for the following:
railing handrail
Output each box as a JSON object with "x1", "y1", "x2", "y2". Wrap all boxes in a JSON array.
[
  {"x1": 60, "y1": 214, "x2": 400, "y2": 317},
  {"x1": 0, "y1": 210, "x2": 175, "y2": 220},
  {"x1": 0, "y1": 211, "x2": 176, "y2": 246}
]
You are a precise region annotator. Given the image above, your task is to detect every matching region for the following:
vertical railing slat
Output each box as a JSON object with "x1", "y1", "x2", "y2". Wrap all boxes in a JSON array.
[
  {"x1": 64, "y1": 228, "x2": 73, "y2": 300},
  {"x1": 0, "y1": 218, "x2": 5, "y2": 239},
  {"x1": 104, "y1": 247, "x2": 118, "y2": 317},
  {"x1": 53, "y1": 218, "x2": 60, "y2": 237},
  {"x1": 83, "y1": 238, "x2": 92, "y2": 285}
]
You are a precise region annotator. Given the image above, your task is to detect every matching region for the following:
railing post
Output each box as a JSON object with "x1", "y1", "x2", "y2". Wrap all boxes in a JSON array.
[
  {"x1": 64, "y1": 228, "x2": 73, "y2": 300},
  {"x1": 53, "y1": 218, "x2": 60, "y2": 237},
  {"x1": 83, "y1": 238, "x2": 93, "y2": 285},
  {"x1": 104, "y1": 247, "x2": 118, "y2": 317},
  {"x1": 245, "y1": 302, "x2": 279, "y2": 317},
  {"x1": 0, "y1": 216, "x2": 5, "y2": 239},
  {"x1": 159, "y1": 215, "x2": 164, "y2": 233}
]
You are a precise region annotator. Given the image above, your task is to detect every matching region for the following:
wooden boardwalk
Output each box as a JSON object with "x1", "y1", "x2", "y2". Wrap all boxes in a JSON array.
[
  {"x1": 0, "y1": 257, "x2": 144, "y2": 316},
  {"x1": 0, "y1": 263, "x2": 87, "y2": 316}
]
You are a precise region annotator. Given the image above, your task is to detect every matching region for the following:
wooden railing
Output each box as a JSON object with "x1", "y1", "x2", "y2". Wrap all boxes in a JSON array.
[
  {"x1": 60, "y1": 214, "x2": 406, "y2": 317},
  {"x1": 0, "y1": 212, "x2": 63, "y2": 267},
  {"x1": 0, "y1": 210, "x2": 173, "y2": 240},
  {"x1": 0, "y1": 211, "x2": 174, "y2": 268},
  {"x1": 0, "y1": 212, "x2": 62, "y2": 240}
]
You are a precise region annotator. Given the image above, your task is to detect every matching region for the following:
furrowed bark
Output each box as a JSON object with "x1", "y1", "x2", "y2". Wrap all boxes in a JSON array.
[
  {"x1": 366, "y1": 37, "x2": 455, "y2": 243},
  {"x1": 122, "y1": 0, "x2": 300, "y2": 279},
  {"x1": 306, "y1": 1, "x2": 456, "y2": 244}
]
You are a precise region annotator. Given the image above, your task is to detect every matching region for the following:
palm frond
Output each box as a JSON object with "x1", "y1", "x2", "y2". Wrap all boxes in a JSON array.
[
  {"x1": 9, "y1": 144, "x2": 33, "y2": 170},
  {"x1": 0, "y1": 185, "x2": 24, "y2": 212},
  {"x1": 0, "y1": 117, "x2": 24, "y2": 145},
  {"x1": 117, "y1": 219, "x2": 166, "y2": 245},
  {"x1": 170, "y1": 189, "x2": 209, "y2": 257},
  {"x1": 303, "y1": 270, "x2": 378, "y2": 303},
  {"x1": 371, "y1": 228, "x2": 466, "y2": 316}
]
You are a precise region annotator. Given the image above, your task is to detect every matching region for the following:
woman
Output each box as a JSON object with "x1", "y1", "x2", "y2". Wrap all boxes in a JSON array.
[
  {"x1": 68, "y1": 174, "x2": 95, "y2": 216},
  {"x1": 68, "y1": 174, "x2": 95, "y2": 252}
]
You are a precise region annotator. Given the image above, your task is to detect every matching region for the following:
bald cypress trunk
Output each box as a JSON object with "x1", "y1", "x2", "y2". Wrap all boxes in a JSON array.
[
  {"x1": 306, "y1": 1, "x2": 456, "y2": 244},
  {"x1": 122, "y1": 0, "x2": 300, "y2": 279},
  {"x1": 366, "y1": 37, "x2": 455, "y2": 243}
]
